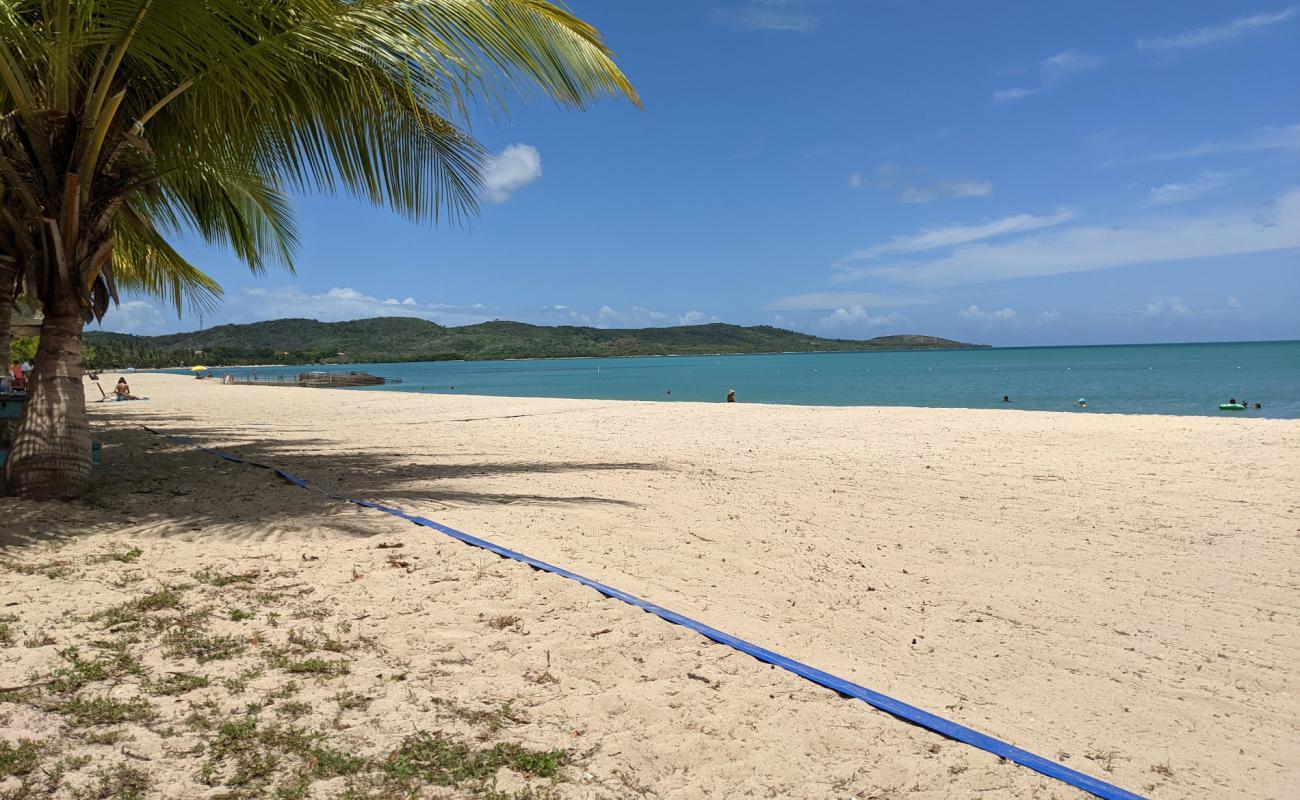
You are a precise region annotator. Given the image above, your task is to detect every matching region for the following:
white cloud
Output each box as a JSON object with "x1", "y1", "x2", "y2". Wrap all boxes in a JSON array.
[
  {"x1": 1145, "y1": 170, "x2": 1238, "y2": 206},
  {"x1": 993, "y1": 48, "x2": 1104, "y2": 103},
  {"x1": 538, "y1": 304, "x2": 592, "y2": 325},
  {"x1": 958, "y1": 306, "x2": 1061, "y2": 327},
  {"x1": 897, "y1": 180, "x2": 993, "y2": 203},
  {"x1": 767, "y1": 291, "x2": 935, "y2": 311},
  {"x1": 1112, "y1": 123, "x2": 1300, "y2": 166},
  {"x1": 540, "y1": 304, "x2": 716, "y2": 328},
  {"x1": 1144, "y1": 297, "x2": 1192, "y2": 317},
  {"x1": 1226, "y1": 295, "x2": 1244, "y2": 308},
  {"x1": 858, "y1": 163, "x2": 993, "y2": 203},
  {"x1": 233, "y1": 286, "x2": 496, "y2": 327},
  {"x1": 839, "y1": 210, "x2": 1074, "y2": 265},
  {"x1": 993, "y1": 87, "x2": 1039, "y2": 103},
  {"x1": 817, "y1": 306, "x2": 906, "y2": 330},
  {"x1": 632, "y1": 305, "x2": 667, "y2": 321},
  {"x1": 715, "y1": 1, "x2": 818, "y2": 32},
  {"x1": 959, "y1": 305, "x2": 1016, "y2": 323},
  {"x1": 97, "y1": 287, "x2": 498, "y2": 335},
  {"x1": 1138, "y1": 7, "x2": 1297, "y2": 52},
  {"x1": 1040, "y1": 48, "x2": 1105, "y2": 79},
  {"x1": 482, "y1": 144, "x2": 542, "y2": 203},
  {"x1": 678, "y1": 310, "x2": 717, "y2": 325},
  {"x1": 97, "y1": 300, "x2": 170, "y2": 335},
  {"x1": 855, "y1": 188, "x2": 1300, "y2": 288}
]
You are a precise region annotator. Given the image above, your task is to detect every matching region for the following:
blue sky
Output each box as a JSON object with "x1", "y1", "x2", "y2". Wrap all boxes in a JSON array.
[{"x1": 101, "y1": 0, "x2": 1300, "y2": 346}]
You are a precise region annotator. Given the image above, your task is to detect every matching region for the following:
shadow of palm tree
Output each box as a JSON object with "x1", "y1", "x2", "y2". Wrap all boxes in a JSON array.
[{"x1": 1, "y1": 411, "x2": 666, "y2": 552}]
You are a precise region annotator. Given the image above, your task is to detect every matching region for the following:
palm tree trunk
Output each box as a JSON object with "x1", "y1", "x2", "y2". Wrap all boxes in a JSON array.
[{"x1": 4, "y1": 295, "x2": 90, "y2": 499}]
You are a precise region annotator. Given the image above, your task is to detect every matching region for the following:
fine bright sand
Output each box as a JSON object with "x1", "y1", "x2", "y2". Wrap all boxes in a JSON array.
[{"x1": 2, "y1": 373, "x2": 1298, "y2": 799}]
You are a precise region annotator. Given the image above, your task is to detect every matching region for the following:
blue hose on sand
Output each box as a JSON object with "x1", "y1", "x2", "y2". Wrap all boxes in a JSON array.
[{"x1": 147, "y1": 426, "x2": 1145, "y2": 800}]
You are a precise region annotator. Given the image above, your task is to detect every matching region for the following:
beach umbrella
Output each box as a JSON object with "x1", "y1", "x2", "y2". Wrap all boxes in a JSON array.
[{"x1": 190, "y1": 365, "x2": 208, "y2": 372}]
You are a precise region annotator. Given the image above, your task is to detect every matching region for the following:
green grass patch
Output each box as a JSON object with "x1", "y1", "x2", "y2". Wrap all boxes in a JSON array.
[
  {"x1": 381, "y1": 732, "x2": 567, "y2": 790},
  {"x1": 277, "y1": 658, "x2": 348, "y2": 678},
  {"x1": 145, "y1": 672, "x2": 210, "y2": 696},
  {"x1": 78, "y1": 762, "x2": 151, "y2": 800},
  {"x1": 87, "y1": 547, "x2": 143, "y2": 565},
  {"x1": 0, "y1": 739, "x2": 42, "y2": 778},
  {"x1": 54, "y1": 694, "x2": 154, "y2": 727},
  {"x1": 45, "y1": 646, "x2": 140, "y2": 695},
  {"x1": 431, "y1": 697, "x2": 524, "y2": 733},
  {"x1": 274, "y1": 701, "x2": 312, "y2": 720},
  {"x1": 91, "y1": 587, "x2": 184, "y2": 629},
  {"x1": 192, "y1": 567, "x2": 259, "y2": 587},
  {"x1": 222, "y1": 668, "x2": 265, "y2": 694},
  {"x1": 81, "y1": 728, "x2": 127, "y2": 746},
  {"x1": 0, "y1": 558, "x2": 75, "y2": 579},
  {"x1": 286, "y1": 628, "x2": 349, "y2": 653},
  {"x1": 162, "y1": 629, "x2": 246, "y2": 663},
  {"x1": 228, "y1": 608, "x2": 253, "y2": 622}
]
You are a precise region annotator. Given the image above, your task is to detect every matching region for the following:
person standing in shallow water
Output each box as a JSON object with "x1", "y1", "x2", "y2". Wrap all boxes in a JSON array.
[{"x1": 726, "y1": 389, "x2": 736, "y2": 403}]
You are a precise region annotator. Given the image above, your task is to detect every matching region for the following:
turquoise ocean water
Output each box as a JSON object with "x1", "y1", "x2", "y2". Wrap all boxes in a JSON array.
[{"x1": 186, "y1": 341, "x2": 1300, "y2": 419}]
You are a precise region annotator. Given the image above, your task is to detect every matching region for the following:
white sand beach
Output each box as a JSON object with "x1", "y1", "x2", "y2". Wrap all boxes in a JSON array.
[{"x1": 3, "y1": 372, "x2": 1298, "y2": 798}]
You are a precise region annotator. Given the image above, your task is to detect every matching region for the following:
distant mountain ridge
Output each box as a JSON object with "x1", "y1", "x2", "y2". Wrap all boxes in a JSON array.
[{"x1": 84, "y1": 316, "x2": 988, "y2": 368}]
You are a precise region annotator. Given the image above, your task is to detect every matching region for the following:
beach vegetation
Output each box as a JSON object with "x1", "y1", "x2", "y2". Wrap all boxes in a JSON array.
[
  {"x1": 0, "y1": 1, "x2": 637, "y2": 499},
  {"x1": 144, "y1": 672, "x2": 210, "y2": 697},
  {"x1": 78, "y1": 762, "x2": 152, "y2": 799},
  {"x1": 6, "y1": 335, "x2": 38, "y2": 366},
  {"x1": 162, "y1": 628, "x2": 246, "y2": 663},
  {"x1": 0, "y1": 738, "x2": 42, "y2": 779},
  {"x1": 191, "y1": 566, "x2": 259, "y2": 587},
  {"x1": 272, "y1": 656, "x2": 349, "y2": 678},
  {"x1": 53, "y1": 693, "x2": 154, "y2": 727},
  {"x1": 1, "y1": 552, "x2": 582, "y2": 799},
  {"x1": 90, "y1": 586, "x2": 184, "y2": 628},
  {"x1": 86, "y1": 546, "x2": 143, "y2": 565},
  {"x1": 487, "y1": 615, "x2": 523, "y2": 630}
]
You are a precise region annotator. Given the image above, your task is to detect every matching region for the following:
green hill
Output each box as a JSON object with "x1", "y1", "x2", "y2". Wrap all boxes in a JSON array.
[{"x1": 83, "y1": 317, "x2": 987, "y2": 369}]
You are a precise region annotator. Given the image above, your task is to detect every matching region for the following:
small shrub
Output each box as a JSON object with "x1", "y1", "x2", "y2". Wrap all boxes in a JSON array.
[
  {"x1": 145, "y1": 673, "x2": 211, "y2": 696},
  {"x1": 163, "y1": 630, "x2": 246, "y2": 663},
  {"x1": 0, "y1": 739, "x2": 42, "y2": 778},
  {"x1": 193, "y1": 567, "x2": 258, "y2": 587},
  {"x1": 54, "y1": 694, "x2": 154, "y2": 727}
]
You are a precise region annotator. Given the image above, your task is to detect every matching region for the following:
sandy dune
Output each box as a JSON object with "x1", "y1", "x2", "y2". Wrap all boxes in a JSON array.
[{"x1": 3, "y1": 372, "x2": 1297, "y2": 798}]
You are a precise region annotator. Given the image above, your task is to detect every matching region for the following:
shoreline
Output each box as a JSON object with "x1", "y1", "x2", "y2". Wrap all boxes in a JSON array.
[{"x1": 173, "y1": 380, "x2": 1299, "y2": 422}]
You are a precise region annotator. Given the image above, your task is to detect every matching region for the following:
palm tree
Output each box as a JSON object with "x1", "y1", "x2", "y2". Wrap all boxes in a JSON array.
[{"x1": 0, "y1": 0, "x2": 637, "y2": 499}]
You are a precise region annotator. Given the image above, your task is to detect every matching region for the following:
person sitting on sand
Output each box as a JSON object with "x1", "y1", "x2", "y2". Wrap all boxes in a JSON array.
[
  {"x1": 114, "y1": 377, "x2": 140, "y2": 400},
  {"x1": 726, "y1": 388, "x2": 736, "y2": 403}
]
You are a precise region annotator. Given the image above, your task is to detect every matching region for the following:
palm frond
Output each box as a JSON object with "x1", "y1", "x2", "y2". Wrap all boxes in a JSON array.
[{"x1": 0, "y1": 0, "x2": 637, "y2": 315}]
